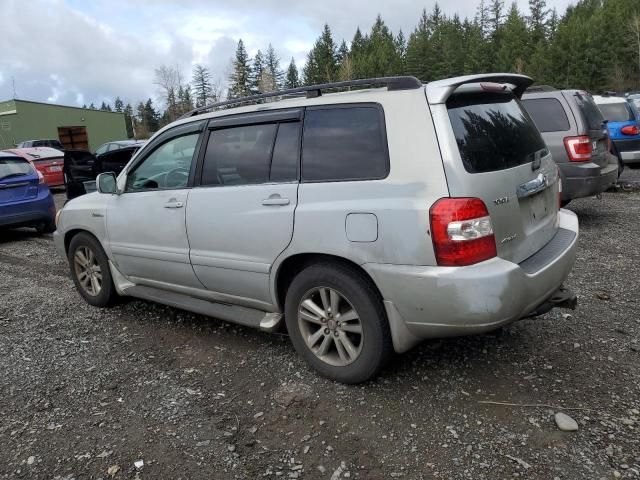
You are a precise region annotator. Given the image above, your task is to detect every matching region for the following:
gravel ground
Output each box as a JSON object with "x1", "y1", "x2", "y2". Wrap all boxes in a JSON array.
[{"x1": 1, "y1": 184, "x2": 639, "y2": 480}]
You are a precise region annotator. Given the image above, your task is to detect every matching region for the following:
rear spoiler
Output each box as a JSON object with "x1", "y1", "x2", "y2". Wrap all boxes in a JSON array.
[{"x1": 426, "y1": 73, "x2": 534, "y2": 104}]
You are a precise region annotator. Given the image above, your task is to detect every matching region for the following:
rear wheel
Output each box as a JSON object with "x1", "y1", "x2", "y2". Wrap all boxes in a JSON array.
[
  {"x1": 36, "y1": 220, "x2": 56, "y2": 234},
  {"x1": 284, "y1": 263, "x2": 393, "y2": 384},
  {"x1": 68, "y1": 233, "x2": 117, "y2": 307}
]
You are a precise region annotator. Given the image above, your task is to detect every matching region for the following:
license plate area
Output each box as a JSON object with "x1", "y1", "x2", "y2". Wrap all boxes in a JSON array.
[
  {"x1": 49, "y1": 166, "x2": 62, "y2": 172},
  {"x1": 520, "y1": 188, "x2": 553, "y2": 231}
]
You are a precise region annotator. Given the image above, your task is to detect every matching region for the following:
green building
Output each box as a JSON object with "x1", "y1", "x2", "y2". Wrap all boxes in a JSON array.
[{"x1": 0, "y1": 99, "x2": 128, "y2": 151}]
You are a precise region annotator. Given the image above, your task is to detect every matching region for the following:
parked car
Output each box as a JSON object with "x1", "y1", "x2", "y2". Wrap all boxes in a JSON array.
[
  {"x1": 3, "y1": 147, "x2": 65, "y2": 187},
  {"x1": 54, "y1": 74, "x2": 579, "y2": 383},
  {"x1": 0, "y1": 151, "x2": 56, "y2": 233},
  {"x1": 626, "y1": 93, "x2": 640, "y2": 112},
  {"x1": 64, "y1": 142, "x2": 145, "y2": 200},
  {"x1": 522, "y1": 88, "x2": 619, "y2": 204},
  {"x1": 94, "y1": 139, "x2": 146, "y2": 155},
  {"x1": 17, "y1": 139, "x2": 65, "y2": 150},
  {"x1": 593, "y1": 95, "x2": 640, "y2": 168}
]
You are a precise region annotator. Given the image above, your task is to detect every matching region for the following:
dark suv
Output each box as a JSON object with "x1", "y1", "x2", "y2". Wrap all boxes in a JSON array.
[{"x1": 522, "y1": 88, "x2": 619, "y2": 204}]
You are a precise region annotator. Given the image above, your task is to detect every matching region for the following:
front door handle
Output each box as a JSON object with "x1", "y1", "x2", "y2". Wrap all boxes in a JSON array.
[
  {"x1": 262, "y1": 195, "x2": 290, "y2": 206},
  {"x1": 164, "y1": 200, "x2": 184, "y2": 209}
]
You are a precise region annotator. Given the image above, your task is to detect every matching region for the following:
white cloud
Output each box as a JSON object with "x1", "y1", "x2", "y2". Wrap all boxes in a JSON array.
[{"x1": 1, "y1": 0, "x2": 576, "y2": 107}]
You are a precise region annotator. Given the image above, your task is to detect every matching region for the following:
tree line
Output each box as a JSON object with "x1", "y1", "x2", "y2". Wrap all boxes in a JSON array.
[{"x1": 98, "y1": 0, "x2": 640, "y2": 138}]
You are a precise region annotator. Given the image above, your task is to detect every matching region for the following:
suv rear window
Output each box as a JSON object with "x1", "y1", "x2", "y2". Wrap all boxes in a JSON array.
[
  {"x1": 302, "y1": 105, "x2": 389, "y2": 182},
  {"x1": 573, "y1": 92, "x2": 605, "y2": 130},
  {"x1": 597, "y1": 102, "x2": 634, "y2": 122},
  {"x1": 447, "y1": 92, "x2": 547, "y2": 174},
  {"x1": 521, "y1": 98, "x2": 570, "y2": 132}
]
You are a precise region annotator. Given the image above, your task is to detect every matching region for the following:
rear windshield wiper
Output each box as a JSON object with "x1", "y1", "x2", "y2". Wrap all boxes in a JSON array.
[{"x1": 0, "y1": 172, "x2": 28, "y2": 181}]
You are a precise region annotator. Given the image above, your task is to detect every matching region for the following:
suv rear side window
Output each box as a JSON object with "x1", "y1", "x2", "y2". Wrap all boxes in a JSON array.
[
  {"x1": 597, "y1": 102, "x2": 634, "y2": 122},
  {"x1": 522, "y1": 98, "x2": 570, "y2": 132},
  {"x1": 573, "y1": 93, "x2": 605, "y2": 130},
  {"x1": 447, "y1": 92, "x2": 547, "y2": 174},
  {"x1": 302, "y1": 106, "x2": 388, "y2": 182}
]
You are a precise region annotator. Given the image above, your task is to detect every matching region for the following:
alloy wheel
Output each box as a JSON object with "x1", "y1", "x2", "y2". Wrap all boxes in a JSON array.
[
  {"x1": 297, "y1": 287, "x2": 363, "y2": 366},
  {"x1": 73, "y1": 246, "x2": 102, "y2": 296}
]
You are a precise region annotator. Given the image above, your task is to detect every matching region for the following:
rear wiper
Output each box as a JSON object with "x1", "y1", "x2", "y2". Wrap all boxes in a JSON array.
[{"x1": 0, "y1": 173, "x2": 28, "y2": 181}]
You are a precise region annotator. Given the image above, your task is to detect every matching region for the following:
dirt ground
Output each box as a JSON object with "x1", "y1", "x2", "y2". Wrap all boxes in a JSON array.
[{"x1": 1, "y1": 172, "x2": 639, "y2": 479}]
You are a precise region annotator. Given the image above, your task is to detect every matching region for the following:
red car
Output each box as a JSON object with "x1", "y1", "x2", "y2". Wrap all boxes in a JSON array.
[{"x1": 3, "y1": 147, "x2": 65, "y2": 187}]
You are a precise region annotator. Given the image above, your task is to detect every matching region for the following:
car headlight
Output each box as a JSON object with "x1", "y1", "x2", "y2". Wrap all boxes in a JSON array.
[{"x1": 55, "y1": 209, "x2": 63, "y2": 227}]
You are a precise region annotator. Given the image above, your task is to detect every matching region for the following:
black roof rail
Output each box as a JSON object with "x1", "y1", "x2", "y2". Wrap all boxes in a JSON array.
[
  {"x1": 525, "y1": 84, "x2": 557, "y2": 92},
  {"x1": 179, "y1": 76, "x2": 422, "y2": 119}
]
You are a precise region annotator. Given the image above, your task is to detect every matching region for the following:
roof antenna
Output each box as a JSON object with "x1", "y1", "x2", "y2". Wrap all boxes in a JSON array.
[{"x1": 11, "y1": 76, "x2": 17, "y2": 99}]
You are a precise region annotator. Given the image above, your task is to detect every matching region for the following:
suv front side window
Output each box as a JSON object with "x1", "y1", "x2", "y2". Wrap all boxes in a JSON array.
[{"x1": 125, "y1": 132, "x2": 200, "y2": 192}]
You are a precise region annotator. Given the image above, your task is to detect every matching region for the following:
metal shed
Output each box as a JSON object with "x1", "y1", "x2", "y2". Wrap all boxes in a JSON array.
[{"x1": 0, "y1": 99, "x2": 128, "y2": 151}]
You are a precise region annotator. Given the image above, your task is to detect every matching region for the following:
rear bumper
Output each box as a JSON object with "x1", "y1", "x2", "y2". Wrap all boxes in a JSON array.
[
  {"x1": 364, "y1": 209, "x2": 579, "y2": 353},
  {"x1": 559, "y1": 160, "x2": 618, "y2": 201},
  {"x1": 0, "y1": 188, "x2": 55, "y2": 229},
  {"x1": 613, "y1": 138, "x2": 640, "y2": 164}
]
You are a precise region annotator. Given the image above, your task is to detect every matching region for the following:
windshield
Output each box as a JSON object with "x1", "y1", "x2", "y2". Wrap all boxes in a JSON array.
[
  {"x1": 0, "y1": 157, "x2": 34, "y2": 180},
  {"x1": 598, "y1": 102, "x2": 635, "y2": 122},
  {"x1": 447, "y1": 91, "x2": 547, "y2": 174}
]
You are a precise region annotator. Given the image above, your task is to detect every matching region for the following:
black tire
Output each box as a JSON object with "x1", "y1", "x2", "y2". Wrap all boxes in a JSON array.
[
  {"x1": 284, "y1": 263, "x2": 393, "y2": 384},
  {"x1": 67, "y1": 232, "x2": 118, "y2": 307},
  {"x1": 36, "y1": 220, "x2": 56, "y2": 234}
]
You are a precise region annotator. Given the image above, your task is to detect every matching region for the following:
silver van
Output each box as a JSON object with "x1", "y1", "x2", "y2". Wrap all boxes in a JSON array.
[{"x1": 54, "y1": 74, "x2": 579, "y2": 383}]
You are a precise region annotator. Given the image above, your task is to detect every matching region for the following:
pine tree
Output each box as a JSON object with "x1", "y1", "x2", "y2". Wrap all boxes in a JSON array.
[
  {"x1": 528, "y1": 0, "x2": 550, "y2": 45},
  {"x1": 303, "y1": 24, "x2": 338, "y2": 84},
  {"x1": 285, "y1": 58, "x2": 300, "y2": 89},
  {"x1": 252, "y1": 50, "x2": 265, "y2": 92},
  {"x1": 496, "y1": 3, "x2": 529, "y2": 72},
  {"x1": 89, "y1": 103, "x2": 96, "y2": 110},
  {"x1": 192, "y1": 64, "x2": 213, "y2": 107},
  {"x1": 405, "y1": 9, "x2": 430, "y2": 80},
  {"x1": 228, "y1": 39, "x2": 252, "y2": 98},
  {"x1": 114, "y1": 97, "x2": 124, "y2": 113},
  {"x1": 123, "y1": 103, "x2": 134, "y2": 138},
  {"x1": 265, "y1": 44, "x2": 284, "y2": 90},
  {"x1": 337, "y1": 40, "x2": 349, "y2": 64}
]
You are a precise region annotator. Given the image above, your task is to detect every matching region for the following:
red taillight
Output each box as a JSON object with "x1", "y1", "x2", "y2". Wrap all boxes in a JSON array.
[
  {"x1": 429, "y1": 198, "x2": 497, "y2": 267},
  {"x1": 621, "y1": 125, "x2": 640, "y2": 136},
  {"x1": 564, "y1": 135, "x2": 592, "y2": 162}
]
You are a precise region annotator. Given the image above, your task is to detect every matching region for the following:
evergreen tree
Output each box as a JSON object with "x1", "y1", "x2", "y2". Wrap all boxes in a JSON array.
[
  {"x1": 405, "y1": 9, "x2": 430, "y2": 80},
  {"x1": 114, "y1": 97, "x2": 124, "y2": 113},
  {"x1": 285, "y1": 58, "x2": 300, "y2": 89},
  {"x1": 528, "y1": 0, "x2": 550, "y2": 44},
  {"x1": 228, "y1": 39, "x2": 252, "y2": 98},
  {"x1": 496, "y1": 3, "x2": 529, "y2": 73},
  {"x1": 303, "y1": 24, "x2": 338, "y2": 84},
  {"x1": 252, "y1": 50, "x2": 265, "y2": 92},
  {"x1": 265, "y1": 44, "x2": 284, "y2": 90},
  {"x1": 192, "y1": 64, "x2": 213, "y2": 107},
  {"x1": 144, "y1": 98, "x2": 159, "y2": 132},
  {"x1": 89, "y1": 103, "x2": 96, "y2": 110}
]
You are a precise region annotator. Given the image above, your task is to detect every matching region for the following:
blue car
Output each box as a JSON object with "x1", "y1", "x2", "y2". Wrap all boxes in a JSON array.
[
  {"x1": 593, "y1": 95, "x2": 640, "y2": 168},
  {"x1": 0, "y1": 151, "x2": 56, "y2": 233}
]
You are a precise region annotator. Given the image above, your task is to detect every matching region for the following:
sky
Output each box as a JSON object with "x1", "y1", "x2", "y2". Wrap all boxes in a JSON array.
[{"x1": 0, "y1": 0, "x2": 575, "y2": 109}]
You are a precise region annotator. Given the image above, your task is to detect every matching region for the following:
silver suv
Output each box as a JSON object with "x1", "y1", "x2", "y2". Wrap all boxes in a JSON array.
[{"x1": 54, "y1": 74, "x2": 579, "y2": 383}]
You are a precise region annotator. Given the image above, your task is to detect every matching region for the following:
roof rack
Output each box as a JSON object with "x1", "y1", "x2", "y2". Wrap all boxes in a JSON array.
[
  {"x1": 525, "y1": 85, "x2": 557, "y2": 92},
  {"x1": 179, "y1": 76, "x2": 422, "y2": 119}
]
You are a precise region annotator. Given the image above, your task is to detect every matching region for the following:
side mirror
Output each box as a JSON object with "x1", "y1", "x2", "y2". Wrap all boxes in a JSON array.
[{"x1": 97, "y1": 172, "x2": 119, "y2": 194}]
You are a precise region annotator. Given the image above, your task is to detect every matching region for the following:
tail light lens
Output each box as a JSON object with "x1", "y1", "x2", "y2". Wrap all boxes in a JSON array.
[
  {"x1": 429, "y1": 198, "x2": 497, "y2": 266},
  {"x1": 36, "y1": 169, "x2": 45, "y2": 184},
  {"x1": 564, "y1": 135, "x2": 592, "y2": 162},
  {"x1": 621, "y1": 125, "x2": 640, "y2": 136}
]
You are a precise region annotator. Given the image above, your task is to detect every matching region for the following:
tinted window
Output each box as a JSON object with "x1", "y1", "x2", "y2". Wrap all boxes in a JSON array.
[
  {"x1": 202, "y1": 124, "x2": 277, "y2": 186},
  {"x1": 125, "y1": 132, "x2": 199, "y2": 191},
  {"x1": 522, "y1": 98, "x2": 570, "y2": 132},
  {"x1": 270, "y1": 122, "x2": 300, "y2": 182},
  {"x1": 447, "y1": 92, "x2": 547, "y2": 174},
  {"x1": 0, "y1": 157, "x2": 33, "y2": 179},
  {"x1": 597, "y1": 102, "x2": 634, "y2": 122},
  {"x1": 573, "y1": 93, "x2": 605, "y2": 130},
  {"x1": 302, "y1": 106, "x2": 388, "y2": 182}
]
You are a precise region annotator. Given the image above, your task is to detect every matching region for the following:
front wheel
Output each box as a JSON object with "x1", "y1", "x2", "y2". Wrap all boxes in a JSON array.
[
  {"x1": 67, "y1": 232, "x2": 118, "y2": 307},
  {"x1": 284, "y1": 263, "x2": 393, "y2": 384}
]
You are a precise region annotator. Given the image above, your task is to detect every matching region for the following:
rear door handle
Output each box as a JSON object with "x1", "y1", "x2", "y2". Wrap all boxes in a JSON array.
[
  {"x1": 164, "y1": 201, "x2": 184, "y2": 209},
  {"x1": 262, "y1": 195, "x2": 290, "y2": 206}
]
